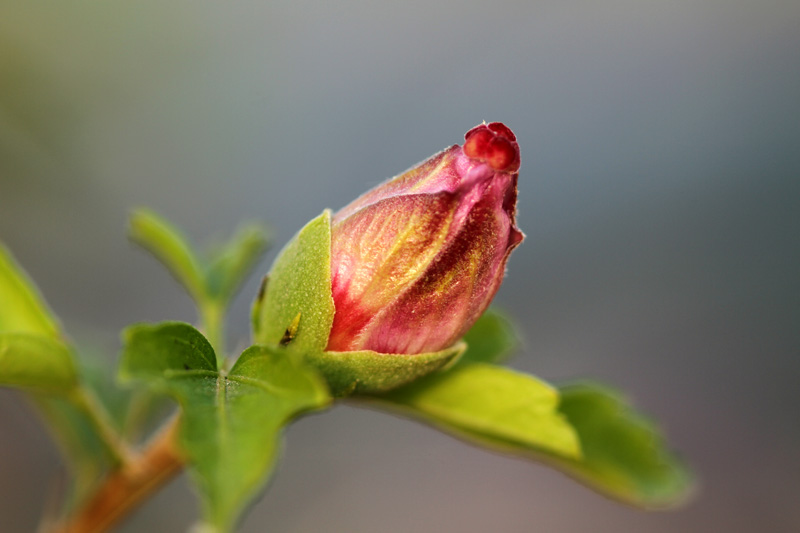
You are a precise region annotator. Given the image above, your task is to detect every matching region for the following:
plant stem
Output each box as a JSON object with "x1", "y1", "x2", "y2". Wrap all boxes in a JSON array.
[
  {"x1": 47, "y1": 416, "x2": 184, "y2": 533},
  {"x1": 69, "y1": 386, "x2": 136, "y2": 466},
  {"x1": 200, "y1": 301, "x2": 225, "y2": 361},
  {"x1": 49, "y1": 291, "x2": 228, "y2": 531}
]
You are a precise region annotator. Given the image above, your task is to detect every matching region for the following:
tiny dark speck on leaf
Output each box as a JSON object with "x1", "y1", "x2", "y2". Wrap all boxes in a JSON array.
[{"x1": 183, "y1": 364, "x2": 191, "y2": 370}]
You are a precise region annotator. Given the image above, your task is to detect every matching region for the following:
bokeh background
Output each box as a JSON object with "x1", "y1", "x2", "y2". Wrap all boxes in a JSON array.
[{"x1": 1, "y1": 1, "x2": 798, "y2": 532}]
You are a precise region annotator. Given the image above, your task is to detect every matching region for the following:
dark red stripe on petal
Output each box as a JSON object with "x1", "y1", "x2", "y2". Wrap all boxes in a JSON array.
[
  {"x1": 327, "y1": 192, "x2": 459, "y2": 351},
  {"x1": 356, "y1": 176, "x2": 520, "y2": 354}
]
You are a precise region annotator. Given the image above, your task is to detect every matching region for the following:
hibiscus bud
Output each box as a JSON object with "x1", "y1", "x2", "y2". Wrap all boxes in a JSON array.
[{"x1": 326, "y1": 122, "x2": 524, "y2": 354}]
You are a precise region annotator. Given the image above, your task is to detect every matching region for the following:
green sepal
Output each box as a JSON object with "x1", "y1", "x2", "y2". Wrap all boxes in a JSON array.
[
  {"x1": 252, "y1": 210, "x2": 335, "y2": 354},
  {"x1": 372, "y1": 362, "x2": 581, "y2": 460},
  {"x1": 551, "y1": 382, "x2": 694, "y2": 508},
  {"x1": 119, "y1": 322, "x2": 331, "y2": 531},
  {"x1": 310, "y1": 342, "x2": 466, "y2": 397},
  {"x1": 252, "y1": 210, "x2": 477, "y2": 396}
]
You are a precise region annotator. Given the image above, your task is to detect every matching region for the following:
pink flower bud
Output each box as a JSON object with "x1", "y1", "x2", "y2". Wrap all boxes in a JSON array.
[{"x1": 326, "y1": 122, "x2": 524, "y2": 354}]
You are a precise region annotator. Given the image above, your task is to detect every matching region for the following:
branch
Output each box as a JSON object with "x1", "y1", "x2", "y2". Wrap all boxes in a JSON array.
[{"x1": 47, "y1": 416, "x2": 184, "y2": 533}]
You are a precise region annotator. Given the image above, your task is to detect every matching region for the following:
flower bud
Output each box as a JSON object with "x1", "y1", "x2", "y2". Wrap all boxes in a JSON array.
[{"x1": 326, "y1": 122, "x2": 524, "y2": 354}]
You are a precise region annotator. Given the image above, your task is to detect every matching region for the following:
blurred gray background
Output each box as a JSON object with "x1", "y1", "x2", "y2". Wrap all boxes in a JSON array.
[{"x1": 1, "y1": 1, "x2": 798, "y2": 532}]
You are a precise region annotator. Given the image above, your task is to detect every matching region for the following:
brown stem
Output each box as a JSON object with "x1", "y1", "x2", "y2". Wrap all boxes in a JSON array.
[{"x1": 47, "y1": 416, "x2": 184, "y2": 533}]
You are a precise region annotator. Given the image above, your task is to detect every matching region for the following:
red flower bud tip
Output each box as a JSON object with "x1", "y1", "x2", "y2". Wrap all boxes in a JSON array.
[
  {"x1": 463, "y1": 122, "x2": 520, "y2": 173},
  {"x1": 326, "y1": 122, "x2": 524, "y2": 355}
]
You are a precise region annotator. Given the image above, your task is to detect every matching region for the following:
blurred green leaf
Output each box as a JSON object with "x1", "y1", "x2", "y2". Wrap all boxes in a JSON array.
[
  {"x1": 374, "y1": 367, "x2": 691, "y2": 508},
  {"x1": 0, "y1": 244, "x2": 77, "y2": 393},
  {"x1": 206, "y1": 224, "x2": 269, "y2": 304},
  {"x1": 73, "y1": 350, "x2": 155, "y2": 442},
  {"x1": 128, "y1": 209, "x2": 206, "y2": 302},
  {"x1": 0, "y1": 243, "x2": 119, "y2": 506},
  {"x1": 252, "y1": 210, "x2": 334, "y2": 355},
  {"x1": 552, "y1": 382, "x2": 694, "y2": 508},
  {"x1": 31, "y1": 349, "x2": 157, "y2": 508},
  {"x1": 375, "y1": 363, "x2": 581, "y2": 460},
  {"x1": 459, "y1": 309, "x2": 518, "y2": 365},
  {"x1": 29, "y1": 392, "x2": 116, "y2": 507},
  {"x1": 0, "y1": 244, "x2": 60, "y2": 336},
  {"x1": 119, "y1": 322, "x2": 330, "y2": 531},
  {"x1": 0, "y1": 333, "x2": 77, "y2": 392},
  {"x1": 129, "y1": 211, "x2": 270, "y2": 356}
]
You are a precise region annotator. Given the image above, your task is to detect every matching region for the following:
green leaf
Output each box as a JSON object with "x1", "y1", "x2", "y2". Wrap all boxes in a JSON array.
[
  {"x1": 120, "y1": 322, "x2": 330, "y2": 531},
  {"x1": 206, "y1": 224, "x2": 270, "y2": 303},
  {"x1": 120, "y1": 321, "x2": 217, "y2": 377},
  {"x1": 551, "y1": 382, "x2": 694, "y2": 508},
  {"x1": 0, "y1": 333, "x2": 77, "y2": 392},
  {"x1": 252, "y1": 210, "x2": 335, "y2": 355},
  {"x1": 0, "y1": 243, "x2": 60, "y2": 336},
  {"x1": 459, "y1": 308, "x2": 518, "y2": 365},
  {"x1": 128, "y1": 208, "x2": 206, "y2": 302},
  {"x1": 374, "y1": 363, "x2": 581, "y2": 460}
]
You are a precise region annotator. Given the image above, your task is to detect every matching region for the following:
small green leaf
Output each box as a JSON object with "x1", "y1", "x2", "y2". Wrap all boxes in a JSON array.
[
  {"x1": 206, "y1": 224, "x2": 270, "y2": 303},
  {"x1": 120, "y1": 321, "x2": 217, "y2": 378},
  {"x1": 374, "y1": 363, "x2": 581, "y2": 460},
  {"x1": 0, "y1": 333, "x2": 77, "y2": 392},
  {"x1": 129, "y1": 209, "x2": 206, "y2": 302},
  {"x1": 252, "y1": 210, "x2": 335, "y2": 355},
  {"x1": 552, "y1": 382, "x2": 694, "y2": 508},
  {"x1": 0, "y1": 244, "x2": 60, "y2": 336},
  {"x1": 120, "y1": 322, "x2": 330, "y2": 531},
  {"x1": 459, "y1": 308, "x2": 518, "y2": 365},
  {"x1": 309, "y1": 342, "x2": 467, "y2": 397}
]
